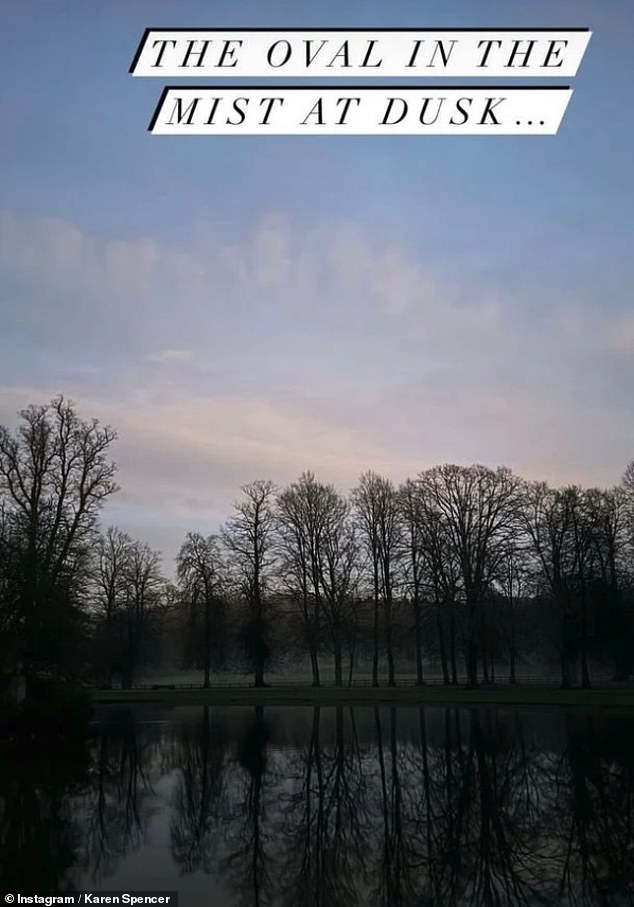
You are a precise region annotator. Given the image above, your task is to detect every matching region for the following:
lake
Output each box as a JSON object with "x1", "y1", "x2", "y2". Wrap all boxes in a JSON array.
[{"x1": 2, "y1": 704, "x2": 634, "y2": 906}]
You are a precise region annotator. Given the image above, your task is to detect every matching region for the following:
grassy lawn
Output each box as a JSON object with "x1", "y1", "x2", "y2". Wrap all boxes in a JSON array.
[{"x1": 89, "y1": 684, "x2": 634, "y2": 708}]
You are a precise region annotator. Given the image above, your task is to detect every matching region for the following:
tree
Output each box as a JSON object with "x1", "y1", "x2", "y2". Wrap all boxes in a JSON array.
[
  {"x1": 495, "y1": 539, "x2": 531, "y2": 684},
  {"x1": 177, "y1": 532, "x2": 226, "y2": 688},
  {"x1": 0, "y1": 501, "x2": 23, "y2": 677},
  {"x1": 522, "y1": 482, "x2": 584, "y2": 689},
  {"x1": 568, "y1": 487, "x2": 593, "y2": 688},
  {"x1": 120, "y1": 539, "x2": 164, "y2": 688},
  {"x1": 398, "y1": 480, "x2": 427, "y2": 685},
  {"x1": 222, "y1": 480, "x2": 277, "y2": 688},
  {"x1": 413, "y1": 489, "x2": 462, "y2": 684},
  {"x1": 352, "y1": 472, "x2": 401, "y2": 687},
  {"x1": 0, "y1": 396, "x2": 118, "y2": 680},
  {"x1": 317, "y1": 490, "x2": 359, "y2": 686},
  {"x1": 586, "y1": 486, "x2": 632, "y2": 679},
  {"x1": 417, "y1": 465, "x2": 521, "y2": 687},
  {"x1": 276, "y1": 472, "x2": 330, "y2": 687},
  {"x1": 91, "y1": 528, "x2": 165, "y2": 688},
  {"x1": 92, "y1": 527, "x2": 134, "y2": 686}
]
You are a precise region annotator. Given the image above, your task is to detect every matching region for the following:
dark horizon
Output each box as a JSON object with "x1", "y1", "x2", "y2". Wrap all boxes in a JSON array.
[{"x1": 2, "y1": 396, "x2": 633, "y2": 693}]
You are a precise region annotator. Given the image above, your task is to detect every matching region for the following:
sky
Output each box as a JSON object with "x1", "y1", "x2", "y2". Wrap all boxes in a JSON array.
[{"x1": 0, "y1": 0, "x2": 633, "y2": 571}]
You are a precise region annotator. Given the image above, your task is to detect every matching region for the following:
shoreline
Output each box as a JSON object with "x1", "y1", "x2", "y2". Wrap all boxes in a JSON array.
[{"x1": 89, "y1": 684, "x2": 634, "y2": 708}]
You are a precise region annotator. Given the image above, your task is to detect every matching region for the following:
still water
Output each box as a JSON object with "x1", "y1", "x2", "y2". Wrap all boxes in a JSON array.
[{"x1": 2, "y1": 705, "x2": 634, "y2": 906}]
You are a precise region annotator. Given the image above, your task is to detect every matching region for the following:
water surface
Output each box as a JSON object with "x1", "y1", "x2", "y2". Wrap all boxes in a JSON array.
[{"x1": 2, "y1": 704, "x2": 634, "y2": 906}]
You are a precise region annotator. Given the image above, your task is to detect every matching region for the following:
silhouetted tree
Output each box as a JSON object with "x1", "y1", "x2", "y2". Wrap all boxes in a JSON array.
[
  {"x1": 177, "y1": 532, "x2": 226, "y2": 688},
  {"x1": 92, "y1": 527, "x2": 134, "y2": 686},
  {"x1": 276, "y1": 472, "x2": 331, "y2": 686},
  {"x1": 352, "y1": 472, "x2": 401, "y2": 687},
  {"x1": 586, "y1": 486, "x2": 632, "y2": 680},
  {"x1": 417, "y1": 465, "x2": 521, "y2": 687},
  {"x1": 93, "y1": 534, "x2": 164, "y2": 689},
  {"x1": 0, "y1": 396, "x2": 118, "y2": 682},
  {"x1": 522, "y1": 483, "x2": 587, "y2": 688},
  {"x1": 398, "y1": 479, "x2": 427, "y2": 685},
  {"x1": 318, "y1": 493, "x2": 359, "y2": 686},
  {"x1": 222, "y1": 480, "x2": 277, "y2": 687},
  {"x1": 494, "y1": 540, "x2": 531, "y2": 684}
]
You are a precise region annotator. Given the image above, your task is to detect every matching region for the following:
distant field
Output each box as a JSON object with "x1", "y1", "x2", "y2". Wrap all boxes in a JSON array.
[
  {"x1": 131, "y1": 667, "x2": 606, "y2": 687},
  {"x1": 90, "y1": 684, "x2": 634, "y2": 708}
]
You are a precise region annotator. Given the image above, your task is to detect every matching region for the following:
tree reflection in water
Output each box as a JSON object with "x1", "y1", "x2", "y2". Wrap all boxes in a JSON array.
[{"x1": 2, "y1": 706, "x2": 634, "y2": 906}]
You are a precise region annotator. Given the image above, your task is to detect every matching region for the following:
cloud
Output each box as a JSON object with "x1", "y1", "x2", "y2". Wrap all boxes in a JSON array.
[
  {"x1": 143, "y1": 349, "x2": 194, "y2": 363},
  {"x1": 0, "y1": 381, "x2": 415, "y2": 565},
  {"x1": 253, "y1": 214, "x2": 292, "y2": 287},
  {"x1": 0, "y1": 208, "x2": 632, "y2": 564}
]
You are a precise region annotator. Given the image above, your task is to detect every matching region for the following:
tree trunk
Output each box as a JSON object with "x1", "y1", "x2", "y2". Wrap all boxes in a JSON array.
[
  {"x1": 309, "y1": 645, "x2": 321, "y2": 687},
  {"x1": 203, "y1": 593, "x2": 212, "y2": 689},
  {"x1": 372, "y1": 563, "x2": 380, "y2": 687},
  {"x1": 449, "y1": 611, "x2": 458, "y2": 685},
  {"x1": 560, "y1": 611, "x2": 572, "y2": 689},
  {"x1": 480, "y1": 609, "x2": 490, "y2": 684},
  {"x1": 509, "y1": 609, "x2": 517, "y2": 684},
  {"x1": 384, "y1": 563, "x2": 395, "y2": 687},
  {"x1": 347, "y1": 634, "x2": 356, "y2": 688},
  {"x1": 414, "y1": 600, "x2": 424, "y2": 686},
  {"x1": 560, "y1": 653, "x2": 572, "y2": 689},
  {"x1": 580, "y1": 652, "x2": 591, "y2": 689},
  {"x1": 386, "y1": 619, "x2": 396, "y2": 688},
  {"x1": 580, "y1": 595, "x2": 591, "y2": 690},
  {"x1": 467, "y1": 602, "x2": 478, "y2": 688},
  {"x1": 437, "y1": 612, "x2": 450, "y2": 684},
  {"x1": 482, "y1": 650, "x2": 490, "y2": 684},
  {"x1": 333, "y1": 635, "x2": 343, "y2": 687},
  {"x1": 466, "y1": 603, "x2": 479, "y2": 688},
  {"x1": 202, "y1": 623, "x2": 211, "y2": 690}
]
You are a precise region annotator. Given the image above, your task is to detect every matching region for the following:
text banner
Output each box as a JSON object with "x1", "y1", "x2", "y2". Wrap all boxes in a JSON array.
[
  {"x1": 131, "y1": 29, "x2": 591, "y2": 78},
  {"x1": 148, "y1": 86, "x2": 573, "y2": 135}
]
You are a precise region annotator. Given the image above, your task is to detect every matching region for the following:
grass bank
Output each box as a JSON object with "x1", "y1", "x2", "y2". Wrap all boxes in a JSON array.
[{"x1": 90, "y1": 684, "x2": 634, "y2": 709}]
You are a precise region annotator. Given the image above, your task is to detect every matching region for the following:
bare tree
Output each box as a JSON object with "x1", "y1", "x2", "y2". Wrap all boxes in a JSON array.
[
  {"x1": 121, "y1": 539, "x2": 164, "y2": 688},
  {"x1": 276, "y1": 472, "x2": 329, "y2": 686},
  {"x1": 0, "y1": 395, "x2": 118, "y2": 680},
  {"x1": 0, "y1": 501, "x2": 23, "y2": 676},
  {"x1": 352, "y1": 472, "x2": 401, "y2": 687},
  {"x1": 177, "y1": 532, "x2": 226, "y2": 688},
  {"x1": 569, "y1": 487, "x2": 594, "y2": 688},
  {"x1": 522, "y1": 482, "x2": 583, "y2": 688},
  {"x1": 91, "y1": 528, "x2": 168, "y2": 688},
  {"x1": 414, "y1": 490, "x2": 462, "y2": 684},
  {"x1": 318, "y1": 492, "x2": 359, "y2": 686},
  {"x1": 222, "y1": 480, "x2": 277, "y2": 687},
  {"x1": 622, "y1": 460, "x2": 634, "y2": 498},
  {"x1": 495, "y1": 539, "x2": 532, "y2": 684},
  {"x1": 92, "y1": 527, "x2": 134, "y2": 685},
  {"x1": 417, "y1": 465, "x2": 521, "y2": 687},
  {"x1": 586, "y1": 486, "x2": 631, "y2": 679},
  {"x1": 398, "y1": 480, "x2": 427, "y2": 685}
]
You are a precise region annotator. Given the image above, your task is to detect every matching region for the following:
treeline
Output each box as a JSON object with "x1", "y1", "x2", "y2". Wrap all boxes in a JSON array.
[{"x1": 1, "y1": 396, "x2": 634, "y2": 691}]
